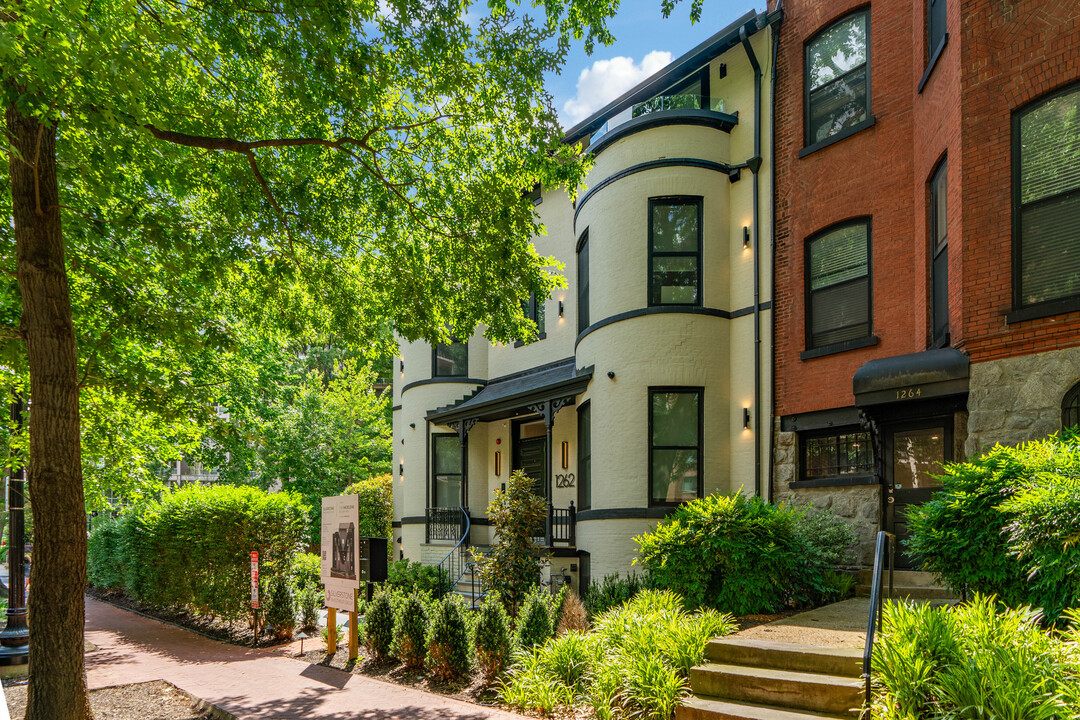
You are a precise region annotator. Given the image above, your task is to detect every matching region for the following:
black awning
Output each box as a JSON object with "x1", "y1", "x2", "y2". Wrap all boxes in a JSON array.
[
  {"x1": 853, "y1": 348, "x2": 969, "y2": 407},
  {"x1": 427, "y1": 358, "x2": 593, "y2": 424}
]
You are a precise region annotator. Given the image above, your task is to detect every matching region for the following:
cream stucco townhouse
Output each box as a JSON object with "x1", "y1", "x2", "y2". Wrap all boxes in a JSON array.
[{"x1": 391, "y1": 7, "x2": 779, "y2": 593}]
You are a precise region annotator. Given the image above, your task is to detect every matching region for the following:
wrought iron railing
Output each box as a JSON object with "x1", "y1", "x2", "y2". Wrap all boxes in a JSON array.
[
  {"x1": 531, "y1": 502, "x2": 577, "y2": 547},
  {"x1": 426, "y1": 506, "x2": 466, "y2": 543},
  {"x1": 861, "y1": 530, "x2": 896, "y2": 719},
  {"x1": 436, "y1": 506, "x2": 471, "y2": 598}
]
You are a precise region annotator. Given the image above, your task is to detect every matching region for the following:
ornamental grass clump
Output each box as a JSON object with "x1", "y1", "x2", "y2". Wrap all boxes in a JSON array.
[
  {"x1": 364, "y1": 590, "x2": 396, "y2": 661},
  {"x1": 427, "y1": 594, "x2": 472, "y2": 681},
  {"x1": 393, "y1": 593, "x2": 428, "y2": 670},
  {"x1": 474, "y1": 597, "x2": 512, "y2": 682},
  {"x1": 555, "y1": 589, "x2": 590, "y2": 635},
  {"x1": 501, "y1": 589, "x2": 735, "y2": 719},
  {"x1": 871, "y1": 595, "x2": 1080, "y2": 720}
]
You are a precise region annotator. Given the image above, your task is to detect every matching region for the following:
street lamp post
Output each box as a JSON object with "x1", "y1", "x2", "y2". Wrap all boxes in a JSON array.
[{"x1": 0, "y1": 395, "x2": 29, "y2": 667}]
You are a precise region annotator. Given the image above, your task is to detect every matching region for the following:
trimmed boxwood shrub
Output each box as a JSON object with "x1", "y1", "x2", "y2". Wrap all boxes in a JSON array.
[
  {"x1": 393, "y1": 593, "x2": 429, "y2": 670},
  {"x1": 908, "y1": 430, "x2": 1080, "y2": 621},
  {"x1": 517, "y1": 587, "x2": 553, "y2": 649},
  {"x1": 86, "y1": 484, "x2": 308, "y2": 622},
  {"x1": 474, "y1": 596, "x2": 512, "y2": 682},
  {"x1": 427, "y1": 594, "x2": 471, "y2": 680},
  {"x1": 633, "y1": 491, "x2": 856, "y2": 614},
  {"x1": 365, "y1": 590, "x2": 396, "y2": 661}
]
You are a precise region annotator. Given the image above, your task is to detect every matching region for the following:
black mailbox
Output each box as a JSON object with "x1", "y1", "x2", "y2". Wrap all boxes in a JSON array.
[{"x1": 357, "y1": 537, "x2": 388, "y2": 583}]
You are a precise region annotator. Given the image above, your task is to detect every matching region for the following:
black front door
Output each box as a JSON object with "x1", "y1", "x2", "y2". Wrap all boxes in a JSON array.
[
  {"x1": 884, "y1": 419, "x2": 952, "y2": 569},
  {"x1": 514, "y1": 436, "x2": 547, "y2": 499}
]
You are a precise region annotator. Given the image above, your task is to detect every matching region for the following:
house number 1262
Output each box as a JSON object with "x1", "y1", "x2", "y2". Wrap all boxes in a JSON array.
[{"x1": 555, "y1": 473, "x2": 576, "y2": 488}]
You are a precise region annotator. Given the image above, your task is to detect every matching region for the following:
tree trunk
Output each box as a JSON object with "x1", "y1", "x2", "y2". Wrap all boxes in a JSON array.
[{"x1": 7, "y1": 100, "x2": 93, "y2": 720}]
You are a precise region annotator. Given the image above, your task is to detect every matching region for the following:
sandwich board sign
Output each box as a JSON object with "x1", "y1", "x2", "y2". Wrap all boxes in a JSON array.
[{"x1": 321, "y1": 494, "x2": 360, "y2": 612}]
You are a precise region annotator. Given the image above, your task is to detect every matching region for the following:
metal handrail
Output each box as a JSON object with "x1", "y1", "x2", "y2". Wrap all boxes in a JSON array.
[
  {"x1": 861, "y1": 530, "x2": 896, "y2": 719},
  {"x1": 436, "y1": 505, "x2": 471, "y2": 597}
]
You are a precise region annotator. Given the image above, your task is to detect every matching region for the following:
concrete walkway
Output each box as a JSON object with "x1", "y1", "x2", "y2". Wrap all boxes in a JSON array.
[{"x1": 85, "y1": 597, "x2": 524, "y2": 720}]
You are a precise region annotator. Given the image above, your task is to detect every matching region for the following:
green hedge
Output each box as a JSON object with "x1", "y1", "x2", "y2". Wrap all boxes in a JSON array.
[
  {"x1": 634, "y1": 492, "x2": 856, "y2": 614},
  {"x1": 343, "y1": 473, "x2": 393, "y2": 556},
  {"x1": 88, "y1": 484, "x2": 309, "y2": 622},
  {"x1": 908, "y1": 430, "x2": 1080, "y2": 620}
]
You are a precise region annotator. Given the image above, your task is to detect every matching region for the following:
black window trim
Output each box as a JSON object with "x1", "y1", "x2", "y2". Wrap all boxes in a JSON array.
[
  {"x1": 431, "y1": 338, "x2": 468, "y2": 378},
  {"x1": 648, "y1": 386, "x2": 704, "y2": 507},
  {"x1": 1062, "y1": 381, "x2": 1080, "y2": 430},
  {"x1": 431, "y1": 432, "x2": 464, "y2": 509},
  {"x1": 929, "y1": 156, "x2": 949, "y2": 347},
  {"x1": 635, "y1": 66, "x2": 712, "y2": 116},
  {"x1": 796, "y1": 424, "x2": 875, "y2": 486},
  {"x1": 577, "y1": 400, "x2": 591, "y2": 510},
  {"x1": 917, "y1": 32, "x2": 949, "y2": 94},
  {"x1": 803, "y1": 6, "x2": 873, "y2": 151},
  {"x1": 648, "y1": 196, "x2": 704, "y2": 308},
  {"x1": 1009, "y1": 80, "x2": 1080, "y2": 323},
  {"x1": 803, "y1": 216, "x2": 874, "y2": 354}
]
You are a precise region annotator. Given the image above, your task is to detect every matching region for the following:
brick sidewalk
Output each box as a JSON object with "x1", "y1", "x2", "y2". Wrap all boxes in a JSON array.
[{"x1": 85, "y1": 597, "x2": 523, "y2": 720}]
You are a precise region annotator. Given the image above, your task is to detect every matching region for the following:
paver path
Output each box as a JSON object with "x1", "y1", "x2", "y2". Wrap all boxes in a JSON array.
[{"x1": 85, "y1": 597, "x2": 524, "y2": 720}]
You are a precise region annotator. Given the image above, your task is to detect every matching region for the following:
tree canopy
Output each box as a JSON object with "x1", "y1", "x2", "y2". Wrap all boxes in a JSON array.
[{"x1": 3, "y1": 0, "x2": 702, "y2": 716}]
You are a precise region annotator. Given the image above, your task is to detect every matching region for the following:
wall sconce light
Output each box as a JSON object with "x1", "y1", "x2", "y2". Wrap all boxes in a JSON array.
[
  {"x1": 495, "y1": 451, "x2": 502, "y2": 477},
  {"x1": 559, "y1": 300, "x2": 565, "y2": 317},
  {"x1": 399, "y1": 360, "x2": 405, "y2": 373},
  {"x1": 399, "y1": 462, "x2": 404, "y2": 476},
  {"x1": 561, "y1": 441, "x2": 569, "y2": 469},
  {"x1": 743, "y1": 226, "x2": 751, "y2": 248},
  {"x1": 728, "y1": 167, "x2": 741, "y2": 183},
  {"x1": 409, "y1": 422, "x2": 416, "y2": 429},
  {"x1": 743, "y1": 408, "x2": 751, "y2": 430}
]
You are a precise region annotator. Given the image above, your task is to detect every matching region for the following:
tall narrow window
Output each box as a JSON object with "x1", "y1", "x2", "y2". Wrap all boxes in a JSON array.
[
  {"x1": 520, "y1": 292, "x2": 546, "y2": 341},
  {"x1": 807, "y1": 220, "x2": 872, "y2": 350},
  {"x1": 432, "y1": 434, "x2": 463, "y2": 508},
  {"x1": 649, "y1": 388, "x2": 702, "y2": 505},
  {"x1": 1015, "y1": 84, "x2": 1080, "y2": 309},
  {"x1": 578, "y1": 402, "x2": 591, "y2": 510},
  {"x1": 806, "y1": 10, "x2": 870, "y2": 146},
  {"x1": 928, "y1": 0, "x2": 946, "y2": 59},
  {"x1": 930, "y1": 160, "x2": 949, "y2": 345},
  {"x1": 649, "y1": 197, "x2": 702, "y2": 306},
  {"x1": 432, "y1": 339, "x2": 468, "y2": 377},
  {"x1": 577, "y1": 230, "x2": 590, "y2": 333}
]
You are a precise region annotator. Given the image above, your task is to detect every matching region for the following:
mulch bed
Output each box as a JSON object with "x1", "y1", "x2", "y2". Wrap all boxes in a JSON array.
[
  {"x1": 297, "y1": 644, "x2": 502, "y2": 706},
  {"x1": 3, "y1": 679, "x2": 216, "y2": 720},
  {"x1": 86, "y1": 587, "x2": 289, "y2": 650}
]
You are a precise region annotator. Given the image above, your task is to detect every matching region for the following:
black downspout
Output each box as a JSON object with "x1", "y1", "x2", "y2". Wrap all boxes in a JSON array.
[
  {"x1": 740, "y1": 24, "x2": 763, "y2": 499},
  {"x1": 767, "y1": 4, "x2": 782, "y2": 504}
]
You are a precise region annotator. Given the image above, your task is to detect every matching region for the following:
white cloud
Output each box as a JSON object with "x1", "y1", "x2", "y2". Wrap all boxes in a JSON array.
[{"x1": 562, "y1": 50, "x2": 673, "y2": 127}]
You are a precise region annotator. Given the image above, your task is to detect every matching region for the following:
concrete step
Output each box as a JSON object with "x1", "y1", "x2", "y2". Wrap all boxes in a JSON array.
[
  {"x1": 689, "y1": 664, "x2": 863, "y2": 717},
  {"x1": 856, "y1": 569, "x2": 939, "y2": 587},
  {"x1": 677, "y1": 696, "x2": 853, "y2": 720},
  {"x1": 854, "y1": 585, "x2": 957, "y2": 600},
  {"x1": 705, "y1": 639, "x2": 862, "y2": 679}
]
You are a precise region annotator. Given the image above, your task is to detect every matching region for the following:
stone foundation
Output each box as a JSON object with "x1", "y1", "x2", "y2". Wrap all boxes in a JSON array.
[
  {"x1": 772, "y1": 420, "x2": 881, "y2": 567},
  {"x1": 966, "y1": 346, "x2": 1080, "y2": 456}
]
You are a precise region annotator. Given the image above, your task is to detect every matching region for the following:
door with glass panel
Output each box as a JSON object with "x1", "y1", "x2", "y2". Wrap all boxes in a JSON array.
[{"x1": 885, "y1": 420, "x2": 952, "y2": 568}]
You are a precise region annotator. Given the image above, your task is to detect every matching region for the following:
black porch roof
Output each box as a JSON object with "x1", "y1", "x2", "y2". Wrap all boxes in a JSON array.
[
  {"x1": 427, "y1": 357, "x2": 593, "y2": 424},
  {"x1": 854, "y1": 348, "x2": 969, "y2": 406}
]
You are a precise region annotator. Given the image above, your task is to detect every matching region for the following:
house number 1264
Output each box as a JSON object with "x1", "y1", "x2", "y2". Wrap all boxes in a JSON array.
[{"x1": 895, "y1": 387, "x2": 922, "y2": 400}]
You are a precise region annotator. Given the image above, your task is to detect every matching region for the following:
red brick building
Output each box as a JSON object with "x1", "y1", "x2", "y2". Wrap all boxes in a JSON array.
[{"x1": 769, "y1": 0, "x2": 1080, "y2": 566}]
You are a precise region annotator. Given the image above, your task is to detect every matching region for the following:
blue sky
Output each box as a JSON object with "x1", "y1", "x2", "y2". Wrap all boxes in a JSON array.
[{"x1": 548, "y1": 0, "x2": 765, "y2": 128}]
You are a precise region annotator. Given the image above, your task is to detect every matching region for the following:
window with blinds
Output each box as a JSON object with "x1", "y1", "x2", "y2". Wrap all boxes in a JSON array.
[
  {"x1": 1016, "y1": 85, "x2": 1080, "y2": 308},
  {"x1": 805, "y1": 11, "x2": 869, "y2": 145},
  {"x1": 807, "y1": 220, "x2": 871, "y2": 349}
]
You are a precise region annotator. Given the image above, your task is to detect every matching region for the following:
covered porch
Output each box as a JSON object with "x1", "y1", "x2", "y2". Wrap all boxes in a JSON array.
[{"x1": 424, "y1": 358, "x2": 593, "y2": 549}]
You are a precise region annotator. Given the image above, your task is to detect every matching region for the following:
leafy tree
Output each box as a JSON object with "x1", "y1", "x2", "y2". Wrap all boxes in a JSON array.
[{"x1": 3, "y1": 0, "x2": 703, "y2": 715}]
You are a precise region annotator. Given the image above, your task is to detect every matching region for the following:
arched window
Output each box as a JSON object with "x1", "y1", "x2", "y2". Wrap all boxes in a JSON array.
[{"x1": 1062, "y1": 382, "x2": 1080, "y2": 429}]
